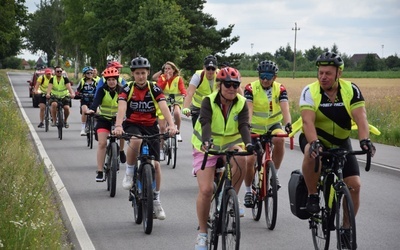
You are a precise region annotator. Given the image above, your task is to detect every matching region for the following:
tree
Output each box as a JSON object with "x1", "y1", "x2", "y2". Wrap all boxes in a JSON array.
[
  {"x1": 304, "y1": 45, "x2": 324, "y2": 62},
  {"x1": 0, "y1": 0, "x2": 29, "y2": 62},
  {"x1": 385, "y1": 54, "x2": 400, "y2": 70},
  {"x1": 274, "y1": 43, "x2": 293, "y2": 62},
  {"x1": 361, "y1": 54, "x2": 379, "y2": 71}
]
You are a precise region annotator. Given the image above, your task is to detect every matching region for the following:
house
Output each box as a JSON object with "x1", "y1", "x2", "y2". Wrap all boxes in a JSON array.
[
  {"x1": 350, "y1": 53, "x2": 380, "y2": 67},
  {"x1": 21, "y1": 59, "x2": 31, "y2": 69}
]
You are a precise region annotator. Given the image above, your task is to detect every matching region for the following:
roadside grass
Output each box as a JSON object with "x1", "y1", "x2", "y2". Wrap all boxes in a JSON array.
[
  {"x1": 241, "y1": 77, "x2": 400, "y2": 147},
  {"x1": 0, "y1": 70, "x2": 71, "y2": 249}
]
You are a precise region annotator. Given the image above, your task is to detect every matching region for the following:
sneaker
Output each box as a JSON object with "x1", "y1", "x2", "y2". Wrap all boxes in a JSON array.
[
  {"x1": 64, "y1": 122, "x2": 69, "y2": 128},
  {"x1": 38, "y1": 122, "x2": 44, "y2": 128},
  {"x1": 243, "y1": 192, "x2": 253, "y2": 208},
  {"x1": 239, "y1": 202, "x2": 245, "y2": 217},
  {"x1": 159, "y1": 150, "x2": 165, "y2": 161},
  {"x1": 51, "y1": 122, "x2": 56, "y2": 127},
  {"x1": 96, "y1": 171, "x2": 104, "y2": 182},
  {"x1": 276, "y1": 176, "x2": 281, "y2": 190},
  {"x1": 122, "y1": 174, "x2": 133, "y2": 190},
  {"x1": 195, "y1": 233, "x2": 208, "y2": 250},
  {"x1": 153, "y1": 200, "x2": 166, "y2": 220},
  {"x1": 340, "y1": 228, "x2": 356, "y2": 249},
  {"x1": 119, "y1": 151, "x2": 126, "y2": 163},
  {"x1": 176, "y1": 134, "x2": 182, "y2": 142},
  {"x1": 306, "y1": 194, "x2": 320, "y2": 214},
  {"x1": 85, "y1": 126, "x2": 90, "y2": 133},
  {"x1": 80, "y1": 129, "x2": 86, "y2": 136}
]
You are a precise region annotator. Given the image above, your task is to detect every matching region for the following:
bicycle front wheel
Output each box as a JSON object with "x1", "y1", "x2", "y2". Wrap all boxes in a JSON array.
[
  {"x1": 45, "y1": 105, "x2": 49, "y2": 132},
  {"x1": 89, "y1": 117, "x2": 94, "y2": 149},
  {"x1": 109, "y1": 142, "x2": 118, "y2": 197},
  {"x1": 264, "y1": 160, "x2": 278, "y2": 230},
  {"x1": 167, "y1": 136, "x2": 177, "y2": 169},
  {"x1": 141, "y1": 163, "x2": 154, "y2": 234},
  {"x1": 57, "y1": 108, "x2": 63, "y2": 140},
  {"x1": 311, "y1": 191, "x2": 331, "y2": 250},
  {"x1": 222, "y1": 188, "x2": 240, "y2": 250},
  {"x1": 208, "y1": 183, "x2": 220, "y2": 250},
  {"x1": 131, "y1": 179, "x2": 143, "y2": 224},
  {"x1": 336, "y1": 186, "x2": 357, "y2": 250}
]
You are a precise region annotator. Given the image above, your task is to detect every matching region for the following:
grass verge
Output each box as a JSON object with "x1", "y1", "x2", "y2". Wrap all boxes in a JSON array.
[{"x1": 0, "y1": 70, "x2": 72, "y2": 249}]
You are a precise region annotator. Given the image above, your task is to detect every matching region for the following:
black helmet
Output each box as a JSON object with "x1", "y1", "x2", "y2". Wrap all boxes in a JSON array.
[
  {"x1": 204, "y1": 55, "x2": 217, "y2": 67},
  {"x1": 130, "y1": 56, "x2": 151, "y2": 70},
  {"x1": 316, "y1": 52, "x2": 344, "y2": 70},
  {"x1": 257, "y1": 60, "x2": 279, "y2": 74}
]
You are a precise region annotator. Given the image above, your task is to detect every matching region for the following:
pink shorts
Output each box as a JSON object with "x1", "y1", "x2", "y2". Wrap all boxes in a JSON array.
[{"x1": 192, "y1": 148, "x2": 220, "y2": 175}]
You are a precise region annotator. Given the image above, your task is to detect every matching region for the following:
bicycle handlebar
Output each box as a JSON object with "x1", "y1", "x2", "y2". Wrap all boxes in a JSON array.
[
  {"x1": 200, "y1": 145, "x2": 253, "y2": 170},
  {"x1": 314, "y1": 148, "x2": 372, "y2": 173},
  {"x1": 250, "y1": 132, "x2": 294, "y2": 150},
  {"x1": 119, "y1": 132, "x2": 171, "y2": 141}
]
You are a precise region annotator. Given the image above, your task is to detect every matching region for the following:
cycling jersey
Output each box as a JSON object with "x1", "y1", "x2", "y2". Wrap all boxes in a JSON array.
[
  {"x1": 119, "y1": 81, "x2": 166, "y2": 126},
  {"x1": 244, "y1": 80, "x2": 288, "y2": 134},
  {"x1": 77, "y1": 78, "x2": 97, "y2": 103}
]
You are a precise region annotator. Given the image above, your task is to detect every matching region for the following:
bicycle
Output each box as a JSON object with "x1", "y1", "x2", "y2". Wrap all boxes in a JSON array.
[
  {"x1": 202, "y1": 143, "x2": 252, "y2": 250},
  {"x1": 102, "y1": 117, "x2": 120, "y2": 198},
  {"x1": 309, "y1": 148, "x2": 371, "y2": 250},
  {"x1": 84, "y1": 109, "x2": 96, "y2": 149},
  {"x1": 164, "y1": 94, "x2": 182, "y2": 169},
  {"x1": 52, "y1": 97, "x2": 65, "y2": 140},
  {"x1": 125, "y1": 132, "x2": 169, "y2": 234},
  {"x1": 249, "y1": 131, "x2": 293, "y2": 230}
]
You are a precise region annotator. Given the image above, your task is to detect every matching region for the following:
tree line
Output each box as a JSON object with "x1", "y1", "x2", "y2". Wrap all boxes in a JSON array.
[{"x1": 1, "y1": 0, "x2": 400, "y2": 74}]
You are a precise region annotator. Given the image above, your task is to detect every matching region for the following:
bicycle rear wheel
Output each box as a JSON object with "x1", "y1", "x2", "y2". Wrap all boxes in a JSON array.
[
  {"x1": 141, "y1": 163, "x2": 154, "y2": 234},
  {"x1": 222, "y1": 188, "x2": 240, "y2": 250},
  {"x1": 45, "y1": 104, "x2": 50, "y2": 132},
  {"x1": 251, "y1": 169, "x2": 263, "y2": 221},
  {"x1": 336, "y1": 186, "x2": 357, "y2": 250},
  {"x1": 264, "y1": 160, "x2": 278, "y2": 230},
  {"x1": 57, "y1": 107, "x2": 63, "y2": 140},
  {"x1": 311, "y1": 191, "x2": 331, "y2": 250},
  {"x1": 109, "y1": 142, "x2": 118, "y2": 197}
]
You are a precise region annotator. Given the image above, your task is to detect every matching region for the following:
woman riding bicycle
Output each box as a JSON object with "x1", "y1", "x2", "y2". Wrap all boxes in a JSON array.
[
  {"x1": 76, "y1": 66, "x2": 97, "y2": 136},
  {"x1": 191, "y1": 67, "x2": 253, "y2": 250},
  {"x1": 113, "y1": 56, "x2": 177, "y2": 221},
  {"x1": 87, "y1": 67, "x2": 122, "y2": 182}
]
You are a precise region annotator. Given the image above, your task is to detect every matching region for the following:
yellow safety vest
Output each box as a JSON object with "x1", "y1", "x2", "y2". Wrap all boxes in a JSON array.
[
  {"x1": 99, "y1": 89, "x2": 118, "y2": 120},
  {"x1": 249, "y1": 80, "x2": 284, "y2": 134},
  {"x1": 38, "y1": 75, "x2": 51, "y2": 93},
  {"x1": 192, "y1": 70, "x2": 218, "y2": 108},
  {"x1": 162, "y1": 75, "x2": 184, "y2": 105},
  {"x1": 51, "y1": 76, "x2": 69, "y2": 98},
  {"x1": 192, "y1": 91, "x2": 246, "y2": 151}
]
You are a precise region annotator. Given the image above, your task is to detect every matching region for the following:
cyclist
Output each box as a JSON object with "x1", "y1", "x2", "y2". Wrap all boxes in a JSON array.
[
  {"x1": 182, "y1": 55, "x2": 219, "y2": 128},
  {"x1": 87, "y1": 67, "x2": 123, "y2": 182},
  {"x1": 153, "y1": 61, "x2": 187, "y2": 157},
  {"x1": 191, "y1": 67, "x2": 253, "y2": 249},
  {"x1": 76, "y1": 66, "x2": 97, "y2": 136},
  {"x1": 114, "y1": 56, "x2": 177, "y2": 220},
  {"x1": 45, "y1": 66, "x2": 75, "y2": 128},
  {"x1": 298, "y1": 52, "x2": 376, "y2": 247},
  {"x1": 92, "y1": 67, "x2": 101, "y2": 82},
  {"x1": 242, "y1": 60, "x2": 292, "y2": 208},
  {"x1": 34, "y1": 68, "x2": 53, "y2": 128}
]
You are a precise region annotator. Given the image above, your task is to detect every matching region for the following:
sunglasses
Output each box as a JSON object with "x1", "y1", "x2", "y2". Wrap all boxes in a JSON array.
[
  {"x1": 56, "y1": 70, "x2": 63, "y2": 73},
  {"x1": 206, "y1": 67, "x2": 216, "y2": 71},
  {"x1": 86, "y1": 72, "x2": 93, "y2": 75},
  {"x1": 222, "y1": 81, "x2": 240, "y2": 89},
  {"x1": 259, "y1": 72, "x2": 275, "y2": 80}
]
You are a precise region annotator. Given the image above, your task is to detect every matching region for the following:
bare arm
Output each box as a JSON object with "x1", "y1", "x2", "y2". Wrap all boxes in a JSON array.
[
  {"x1": 352, "y1": 106, "x2": 369, "y2": 140},
  {"x1": 301, "y1": 109, "x2": 318, "y2": 143},
  {"x1": 280, "y1": 101, "x2": 292, "y2": 125},
  {"x1": 183, "y1": 84, "x2": 197, "y2": 109}
]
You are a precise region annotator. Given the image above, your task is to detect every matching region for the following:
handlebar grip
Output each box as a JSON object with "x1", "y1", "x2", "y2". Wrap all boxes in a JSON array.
[
  {"x1": 289, "y1": 136, "x2": 294, "y2": 150},
  {"x1": 365, "y1": 152, "x2": 371, "y2": 172},
  {"x1": 314, "y1": 156, "x2": 320, "y2": 173}
]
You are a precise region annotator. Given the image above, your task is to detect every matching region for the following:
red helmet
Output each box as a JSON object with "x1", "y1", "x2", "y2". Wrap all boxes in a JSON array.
[
  {"x1": 103, "y1": 67, "x2": 119, "y2": 78},
  {"x1": 216, "y1": 67, "x2": 241, "y2": 83},
  {"x1": 106, "y1": 61, "x2": 123, "y2": 68}
]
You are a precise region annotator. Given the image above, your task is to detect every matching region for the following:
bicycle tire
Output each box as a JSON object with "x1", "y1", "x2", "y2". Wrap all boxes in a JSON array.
[
  {"x1": 141, "y1": 163, "x2": 154, "y2": 234},
  {"x1": 336, "y1": 186, "x2": 357, "y2": 250},
  {"x1": 57, "y1": 106, "x2": 63, "y2": 140},
  {"x1": 251, "y1": 169, "x2": 263, "y2": 221},
  {"x1": 109, "y1": 142, "x2": 118, "y2": 197},
  {"x1": 264, "y1": 160, "x2": 278, "y2": 230},
  {"x1": 311, "y1": 191, "x2": 331, "y2": 250},
  {"x1": 222, "y1": 188, "x2": 241, "y2": 250},
  {"x1": 89, "y1": 117, "x2": 94, "y2": 149},
  {"x1": 167, "y1": 136, "x2": 177, "y2": 169},
  {"x1": 209, "y1": 180, "x2": 220, "y2": 250},
  {"x1": 131, "y1": 178, "x2": 143, "y2": 224},
  {"x1": 45, "y1": 105, "x2": 49, "y2": 132},
  {"x1": 105, "y1": 150, "x2": 111, "y2": 191},
  {"x1": 86, "y1": 118, "x2": 91, "y2": 147},
  {"x1": 167, "y1": 137, "x2": 172, "y2": 165}
]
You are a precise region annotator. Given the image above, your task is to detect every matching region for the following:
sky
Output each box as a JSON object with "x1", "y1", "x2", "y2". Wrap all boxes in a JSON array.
[{"x1": 19, "y1": 0, "x2": 400, "y2": 61}]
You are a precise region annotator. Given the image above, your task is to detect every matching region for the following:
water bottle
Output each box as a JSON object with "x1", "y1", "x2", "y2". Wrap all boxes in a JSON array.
[{"x1": 142, "y1": 144, "x2": 149, "y2": 155}]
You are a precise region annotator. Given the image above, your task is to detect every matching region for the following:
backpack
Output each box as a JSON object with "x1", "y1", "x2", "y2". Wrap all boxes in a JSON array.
[{"x1": 288, "y1": 169, "x2": 311, "y2": 220}]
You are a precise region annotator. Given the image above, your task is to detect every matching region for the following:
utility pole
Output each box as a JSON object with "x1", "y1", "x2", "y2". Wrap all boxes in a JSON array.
[
  {"x1": 251, "y1": 43, "x2": 254, "y2": 55},
  {"x1": 381, "y1": 44, "x2": 384, "y2": 58},
  {"x1": 292, "y1": 22, "x2": 300, "y2": 79}
]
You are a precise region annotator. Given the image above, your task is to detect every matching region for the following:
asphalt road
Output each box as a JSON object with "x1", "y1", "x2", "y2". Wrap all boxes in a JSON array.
[{"x1": 8, "y1": 72, "x2": 400, "y2": 250}]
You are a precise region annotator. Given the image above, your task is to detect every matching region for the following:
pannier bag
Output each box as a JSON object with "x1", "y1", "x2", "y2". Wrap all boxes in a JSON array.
[{"x1": 288, "y1": 169, "x2": 311, "y2": 219}]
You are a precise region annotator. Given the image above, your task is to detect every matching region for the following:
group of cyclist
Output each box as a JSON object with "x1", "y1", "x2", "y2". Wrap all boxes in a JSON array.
[{"x1": 34, "y1": 51, "x2": 377, "y2": 250}]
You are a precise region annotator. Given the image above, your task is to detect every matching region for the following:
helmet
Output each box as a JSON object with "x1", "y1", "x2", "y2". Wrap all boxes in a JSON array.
[
  {"x1": 257, "y1": 60, "x2": 279, "y2": 74},
  {"x1": 216, "y1": 67, "x2": 241, "y2": 83},
  {"x1": 82, "y1": 66, "x2": 93, "y2": 74},
  {"x1": 204, "y1": 55, "x2": 217, "y2": 67},
  {"x1": 103, "y1": 67, "x2": 120, "y2": 78},
  {"x1": 106, "y1": 61, "x2": 123, "y2": 68},
  {"x1": 316, "y1": 52, "x2": 344, "y2": 70},
  {"x1": 130, "y1": 56, "x2": 151, "y2": 70}
]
